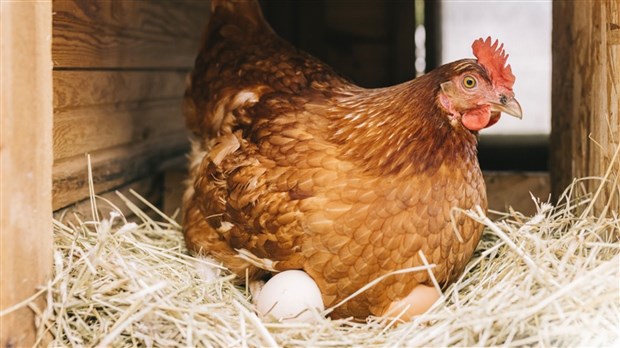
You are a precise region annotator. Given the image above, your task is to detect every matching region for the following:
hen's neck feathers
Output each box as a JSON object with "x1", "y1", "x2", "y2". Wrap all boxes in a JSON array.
[
  {"x1": 202, "y1": 4, "x2": 481, "y2": 177},
  {"x1": 329, "y1": 63, "x2": 479, "y2": 176}
]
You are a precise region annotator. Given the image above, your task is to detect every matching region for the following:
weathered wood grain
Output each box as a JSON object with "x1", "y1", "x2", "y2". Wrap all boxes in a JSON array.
[
  {"x1": 52, "y1": 0, "x2": 209, "y2": 68},
  {"x1": 54, "y1": 98, "x2": 186, "y2": 160},
  {"x1": 53, "y1": 70, "x2": 187, "y2": 110},
  {"x1": 551, "y1": 0, "x2": 620, "y2": 215},
  {"x1": 53, "y1": 70, "x2": 187, "y2": 160},
  {"x1": 484, "y1": 172, "x2": 550, "y2": 216},
  {"x1": 1, "y1": 1, "x2": 53, "y2": 346},
  {"x1": 52, "y1": 134, "x2": 189, "y2": 210}
]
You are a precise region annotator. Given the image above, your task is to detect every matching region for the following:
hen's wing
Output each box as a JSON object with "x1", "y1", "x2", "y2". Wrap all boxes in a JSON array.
[
  {"x1": 182, "y1": 0, "x2": 352, "y2": 277},
  {"x1": 183, "y1": 108, "x2": 349, "y2": 279}
]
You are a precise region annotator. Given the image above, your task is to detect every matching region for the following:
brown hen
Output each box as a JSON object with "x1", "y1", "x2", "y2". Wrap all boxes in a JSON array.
[{"x1": 183, "y1": 0, "x2": 522, "y2": 320}]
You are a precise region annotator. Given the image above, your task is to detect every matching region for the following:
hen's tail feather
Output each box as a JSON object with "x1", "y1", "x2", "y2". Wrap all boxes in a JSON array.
[{"x1": 210, "y1": 0, "x2": 270, "y2": 31}]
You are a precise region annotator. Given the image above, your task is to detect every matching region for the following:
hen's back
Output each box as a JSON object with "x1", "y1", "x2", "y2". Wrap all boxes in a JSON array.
[{"x1": 184, "y1": 0, "x2": 349, "y2": 140}]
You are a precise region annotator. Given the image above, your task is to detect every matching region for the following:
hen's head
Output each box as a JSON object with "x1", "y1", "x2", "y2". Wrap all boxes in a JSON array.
[{"x1": 438, "y1": 37, "x2": 522, "y2": 131}]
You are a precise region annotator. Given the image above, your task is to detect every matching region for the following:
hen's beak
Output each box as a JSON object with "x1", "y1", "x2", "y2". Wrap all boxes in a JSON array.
[{"x1": 491, "y1": 97, "x2": 522, "y2": 119}]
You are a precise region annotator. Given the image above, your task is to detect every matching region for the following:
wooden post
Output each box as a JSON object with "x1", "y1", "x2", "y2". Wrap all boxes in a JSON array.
[
  {"x1": 551, "y1": 0, "x2": 620, "y2": 214},
  {"x1": 1, "y1": 1, "x2": 53, "y2": 346}
]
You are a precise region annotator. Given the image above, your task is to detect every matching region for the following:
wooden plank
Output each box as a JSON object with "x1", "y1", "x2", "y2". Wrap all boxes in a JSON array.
[
  {"x1": 551, "y1": 0, "x2": 619, "y2": 215},
  {"x1": 52, "y1": 133, "x2": 189, "y2": 210},
  {"x1": 54, "y1": 98, "x2": 186, "y2": 160},
  {"x1": 52, "y1": 0, "x2": 209, "y2": 69},
  {"x1": 52, "y1": 69, "x2": 189, "y2": 206},
  {"x1": 484, "y1": 172, "x2": 551, "y2": 216},
  {"x1": 0, "y1": 1, "x2": 53, "y2": 346},
  {"x1": 54, "y1": 70, "x2": 186, "y2": 110}
]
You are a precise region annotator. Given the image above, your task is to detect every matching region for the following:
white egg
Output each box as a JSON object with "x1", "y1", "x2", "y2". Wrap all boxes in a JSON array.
[{"x1": 254, "y1": 270, "x2": 325, "y2": 323}]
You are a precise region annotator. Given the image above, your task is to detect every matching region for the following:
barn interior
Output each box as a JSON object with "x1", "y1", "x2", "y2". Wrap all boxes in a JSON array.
[{"x1": 1, "y1": 0, "x2": 618, "y2": 346}]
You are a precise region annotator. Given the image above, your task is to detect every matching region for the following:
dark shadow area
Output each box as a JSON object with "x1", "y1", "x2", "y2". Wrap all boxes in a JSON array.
[{"x1": 479, "y1": 134, "x2": 549, "y2": 171}]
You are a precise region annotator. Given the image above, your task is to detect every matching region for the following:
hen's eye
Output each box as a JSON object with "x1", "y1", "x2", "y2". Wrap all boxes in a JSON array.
[{"x1": 463, "y1": 76, "x2": 477, "y2": 89}]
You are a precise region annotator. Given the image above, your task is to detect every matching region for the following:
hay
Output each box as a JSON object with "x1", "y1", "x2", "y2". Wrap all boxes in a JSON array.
[{"x1": 16, "y1": 163, "x2": 620, "y2": 346}]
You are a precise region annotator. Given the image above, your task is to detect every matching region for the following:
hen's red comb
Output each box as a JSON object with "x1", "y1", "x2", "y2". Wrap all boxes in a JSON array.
[{"x1": 472, "y1": 37, "x2": 515, "y2": 91}]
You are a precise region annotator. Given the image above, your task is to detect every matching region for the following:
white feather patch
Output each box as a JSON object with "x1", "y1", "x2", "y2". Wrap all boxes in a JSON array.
[{"x1": 192, "y1": 255, "x2": 223, "y2": 282}]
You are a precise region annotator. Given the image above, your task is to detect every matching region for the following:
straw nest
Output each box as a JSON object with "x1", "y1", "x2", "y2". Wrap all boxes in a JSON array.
[{"x1": 23, "y1": 161, "x2": 620, "y2": 346}]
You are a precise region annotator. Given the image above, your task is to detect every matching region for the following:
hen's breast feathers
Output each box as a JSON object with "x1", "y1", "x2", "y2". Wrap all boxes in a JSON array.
[{"x1": 184, "y1": 83, "x2": 486, "y2": 317}]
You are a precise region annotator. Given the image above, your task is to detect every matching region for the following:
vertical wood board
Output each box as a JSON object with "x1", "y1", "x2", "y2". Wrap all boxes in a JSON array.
[
  {"x1": 0, "y1": 1, "x2": 53, "y2": 346},
  {"x1": 551, "y1": 0, "x2": 620, "y2": 214}
]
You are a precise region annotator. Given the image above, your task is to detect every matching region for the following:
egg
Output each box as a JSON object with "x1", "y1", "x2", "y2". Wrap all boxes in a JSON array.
[
  {"x1": 385, "y1": 284, "x2": 441, "y2": 320},
  {"x1": 254, "y1": 270, "x2": 325, "y2": 323}
]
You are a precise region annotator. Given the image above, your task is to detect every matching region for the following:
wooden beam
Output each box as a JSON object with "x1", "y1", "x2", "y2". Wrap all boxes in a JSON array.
[
  {"x1": 551, "y1": 1, "x2": 620, "y2": 214},
  {"x1": 54, "y1": 99, "x2": 186, "y2": 160},
  {"x1": 52, "y1": 133, "x2": 188, "y2": 210},
  {"x1": 52, "y1": 71, "x2": 186, "y2": 162},
  {"x1": 52, "y1": 0, "x2": 209, "y2": 69},
  {"x1": 0, "y1": 1, "x2": 53, "y2": 346},
  {"x1": 53, "y1": 70, "x2": 186, "y2": 110}
]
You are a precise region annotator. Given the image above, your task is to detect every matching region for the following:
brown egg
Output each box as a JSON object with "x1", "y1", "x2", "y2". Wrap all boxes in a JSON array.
[{"x1": 384, "y1": 284, "x2": 441, "y2": 320}]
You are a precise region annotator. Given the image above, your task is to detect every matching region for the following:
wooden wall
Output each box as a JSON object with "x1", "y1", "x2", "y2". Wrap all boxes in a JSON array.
[
  {"x1": 51, "y1": 0, "x2": 210, "y2": 212},
  {"x1": 1, "y1": 2, "x2": 53, "y2": 346},
  {"x1": 551, "y1": 0, "x2": 620, "y2": 215},
  {"x1": 262, "y1": 0, "x2": 415, "y2": 88}
]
